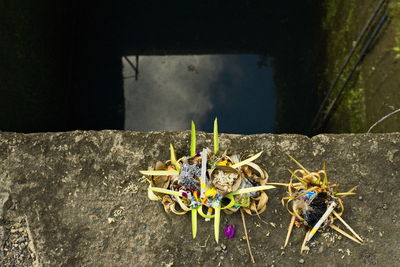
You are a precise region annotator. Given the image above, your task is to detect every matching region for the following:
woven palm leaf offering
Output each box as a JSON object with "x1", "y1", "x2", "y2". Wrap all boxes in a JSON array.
[
  {"x1": 140, "y1": 119, "x2": 275, "y2": 246},
  {"x1": 282, "y1": 155, "x2": 363, "y2": 253}
]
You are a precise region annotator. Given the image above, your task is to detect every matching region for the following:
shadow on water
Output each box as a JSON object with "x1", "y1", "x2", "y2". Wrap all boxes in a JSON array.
[{"x1": 0, "y1": 1, "x2": 324, "y2": 134}]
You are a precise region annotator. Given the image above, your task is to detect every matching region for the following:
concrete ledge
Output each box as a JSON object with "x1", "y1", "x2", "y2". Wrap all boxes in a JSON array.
[{"x1": 0, "y1": 131, "x2": 399, "y2": 266}]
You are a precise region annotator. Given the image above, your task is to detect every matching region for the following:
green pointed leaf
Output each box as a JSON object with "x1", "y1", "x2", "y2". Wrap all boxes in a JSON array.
[
  {"x1": 322, "y1": 161, "x2": 329, "y2": 187},
  {"x1": 287, "y1": 154, "x2": 309, "y2": 174},
  {"x1": 192, "y1": 208, "x2": 197, "y2": 239},
  {"x1": 228, "y1": 185, "x2": 275, "y2": 196},
  {"x1": 197, "y1": 206, "x2": 215, "y2": 218},
  {"x1": 214, "y1": 205, "x2": 221, "y2": 243},
  {"x1": 288, "y1": 169, "x2": 308, "y2": 186},
  {"x1": 140, "y1": 170, "x2": 179, "y2": 176},
  {"x1": 214, "y1": 118, "x2": 219, "y2": 154},
  {"x1": 170, "y1": 144, "x2": 180, "y2": 171},
  {"x1": 231, "y1": 151, "x2": 263, "y2": 169},
  {"x1": 221, "y1": 195, "x2": 236, "y2": 210},
  {"x1": 148, "y1": 187, "x2": 183, "y2": 197},
  {"x1": 191, "y1": 121, "x2": 196, "y2": 157}
]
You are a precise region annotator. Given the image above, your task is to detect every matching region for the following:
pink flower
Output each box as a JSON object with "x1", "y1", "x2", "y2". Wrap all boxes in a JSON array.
[{"x1": 224, "y1": 224, "x2": 235, "y2": 238}]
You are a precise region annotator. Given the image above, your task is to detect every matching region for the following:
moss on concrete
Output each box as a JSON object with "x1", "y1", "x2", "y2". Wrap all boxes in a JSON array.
[{"x1": 320, "y1": 0, "x2": 400, "y2": 133}]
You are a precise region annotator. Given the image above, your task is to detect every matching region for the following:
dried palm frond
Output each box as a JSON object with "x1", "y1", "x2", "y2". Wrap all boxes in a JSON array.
[
  {"x1": 140, "y1": 119, "x2": 275, "y2": 246},
  {"x1": 281, "y1": 155, "x2": 362, "y2": 253}
]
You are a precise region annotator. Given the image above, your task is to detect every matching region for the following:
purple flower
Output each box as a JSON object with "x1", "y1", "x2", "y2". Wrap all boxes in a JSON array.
[{"x1": 224, "y1": 224, "x2": 235, "y2": 239}]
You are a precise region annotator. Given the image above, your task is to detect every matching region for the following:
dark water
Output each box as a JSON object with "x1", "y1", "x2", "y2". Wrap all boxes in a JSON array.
[
  {"x1": 0, "y1": 1, "x2": 323, "y2": 134},
  {"x1": 123, "y1": 55, "x2": 276, "y2": 134}
]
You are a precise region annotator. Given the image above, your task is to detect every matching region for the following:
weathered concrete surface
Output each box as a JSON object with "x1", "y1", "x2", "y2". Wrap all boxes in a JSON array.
[{"x1": 0, "y1": 131, "x2": 399, "y2": 266}]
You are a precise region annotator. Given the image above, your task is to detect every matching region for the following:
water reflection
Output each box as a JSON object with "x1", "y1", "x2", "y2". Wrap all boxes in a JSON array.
[{"x1": 123, "y1": 55, "x2": 276, "y2": 134}]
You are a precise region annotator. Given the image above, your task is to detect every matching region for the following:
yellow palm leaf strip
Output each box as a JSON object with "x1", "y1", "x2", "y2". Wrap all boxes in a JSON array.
[
  {"x1": 254, "y1": 207, "x2": 266, "y2": 224},
  {"x1": 191, "y1": 208, "x2": 197, "y2": 239},
  {"x1": 336, "y1": 192, "x2": 356, "y2": 196},
  {"x1": 229, "y1": 185, "x2": 275, "y2": 196},
  {"x1": 329, "y1": 224, "x2": 362, "y2": 244},
  {"x1": 347, "y1": 185, "x2": 359, "y2": 193},
  {"x1": 243, "y1": 207, "x2": 252, "y2": 215},
  {"x1": 251, "y1": 201, "x2": 258, "y2": 214},
  {"x1": 288, "y1": 173, "x2": 294, "y2": 196},
  {"x1": 197, "y1": 205, "x2": 215, "y2": 219},
  {"x1": 281, "y1": 195, "x2": 292, "y2": 206},
  {"x1": 147, "y1": 188, "x2": 159, "y2": 201},
  {"x1": 286, "y1": 197, "x2": 304, "y2": 221},
  {"x1": 321, "y1": 161, "x2": 328, "y2": 187},
  {"x1": 240, "y1": 209, "x2": 256, "y2": 263},
  {"x1": 292, "y1": 186, "x2": 319, "y2": 201},
  {"x1": 284, "y1": 215, "x2": 296, "y2": 247},
  {"x1": 170, "y1": 203, "x2": 188, "y2": 215},
  {"x1": 292, "y1": 205, "x2": 304, "y2": 221},
  {"x1": 214, "y1": 205, "x2": 221, "y2": 243},
  {"x1": 245, "y1": 162, "x2": 267, "y2": 179},
  {"x1": 335, "y1": 193, "x2": 356, "y2": 196},
  {"x1": 335, "y1": 197, "x2": 345, "y2": 217},
  {"x1": 332, "y1": 210, "x2": 363, "y2": 242},
  {"x1": 287, "y1": 154, "x2": 310, "y2": 174},
  {"x1": 337, "y1": 185, "x2": 359, "y2": 196},
  {"x1": 316, "y1": 170, "x2": 324, "y2": 184},
  {"x1": 301, "y1": 231, "x2": 310, "y2": 254},
  {"x1": 255, "y1": 191, "x2": 268, "y2": 213},
  {"x1": 169, "y1": 144, "x2": 180, "y2": 172},
  {"x1": 255, "y1": 206, "x2": 272, "y2": 226},
  {"x1": 288, "y1": 169, "x2": 307, "y2": 187},
  {"x1": 190, "y1": 121, "x2": 196, "y2": 157},
  {"x1": 308, "y1": 172, "x2": 321, "y2": 185},
  {"x1": 175, "y1": 196, "x2": 191, "y2": 211},
  {"x1": 231, "y1": 152, "x2": 263, "y2": 169},
  {"x1": 140, "y1": 170, "x2": 179, "y2": 176},
  {"x1": 148, "y1": 187, "x2": 183, "y2": 197},
  {"x1": 266, "y1": 182, "x2": 292, "y2": 187},
  {"x1": 221, "y1": 195, "x2": 236, "y2": 210},
  {"x1": 256, "y1": 203, "x2": 267, "y2": 215},
  {"x1": 213, "y1": 118, "x2": 219, "y2": 154}
]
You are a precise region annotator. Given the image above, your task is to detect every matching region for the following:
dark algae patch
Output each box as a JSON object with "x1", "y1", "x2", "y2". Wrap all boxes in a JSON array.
[{"x1": 319, "y1": 0, "x2": 400, "y2": 133}]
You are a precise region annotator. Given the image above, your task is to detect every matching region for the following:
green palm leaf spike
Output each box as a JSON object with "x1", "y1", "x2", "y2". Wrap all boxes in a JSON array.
[
  {"x1": 214, "y1": 205, "x2": 221, "y2": 243},
  {"x1": 287, "y1": 154, "x2": 310, "y2": 174},
  {"x1": 288, "y1": 169, "x2": 308, "y2": 187},
  {"x1": 191, "y1": 208, "x2": 197, "y2": 238},
  {"x1": 322, "y1": 161, "x2": 328, "y2": 188},
  {"x1": 228, "y1": 185, "x2": 276, "y2": 196},
  {"x1": 231, "y1": 151, "x2": 263, "y2": 169},
  {"x1": 170, "y1": 144, "x2": 180, "y2": 171},
  {"x1": 148, "y1": 187, "x2": 183, "y2": 197},
  {"x1": 214, "y1": 118, "x2": 219, "y2": 154},
  {"x1": 191, "y1": 121, "x2": 196, "y2": 157},
  {"x1": 140, "y1": 170, "x2": 179, "y2": 176}
]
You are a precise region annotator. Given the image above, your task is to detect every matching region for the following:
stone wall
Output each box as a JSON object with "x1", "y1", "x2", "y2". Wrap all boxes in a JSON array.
[{"x1": 0, "y1": 131, "x2": 399, "y2": 266}]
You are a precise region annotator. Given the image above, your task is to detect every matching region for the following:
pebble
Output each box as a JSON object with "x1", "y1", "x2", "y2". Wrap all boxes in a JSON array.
[
  {"x1": 220, "y1": 243, "x2": 226, "y2": 250},
  {"x1": 17, "y1": 236, "x2": 26, "y2": 243},
  {"x1": 382, "y1": 203, "x2": 388, "y2": 210},
  {"x1": 299, "y1": 259, "x2": 305, "y2": 264}
]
